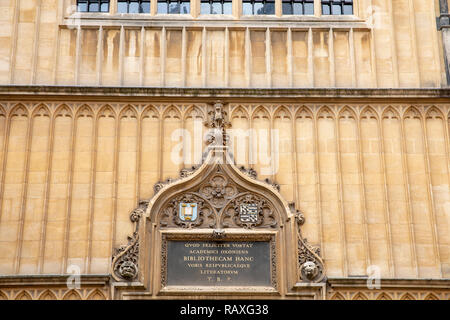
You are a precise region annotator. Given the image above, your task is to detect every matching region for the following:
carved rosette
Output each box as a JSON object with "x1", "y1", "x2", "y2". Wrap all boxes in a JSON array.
[
  {"x1": 199, "y1": 174, "x2": 238, "y2": 208},
  {"x1": 112, "y1": 200, "x2": 149, "y2": 282},
  {"x1": 221, "y1": 193, "x2": 278, "y2": 229}
]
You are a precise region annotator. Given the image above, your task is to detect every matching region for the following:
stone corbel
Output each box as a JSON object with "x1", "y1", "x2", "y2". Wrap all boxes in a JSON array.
[
  {"x1": 291, "y1": 203, "x2": 326, "y2": 283},
  {"x1": 111, "y1": 200, "x2": 149, "y2": 282}
]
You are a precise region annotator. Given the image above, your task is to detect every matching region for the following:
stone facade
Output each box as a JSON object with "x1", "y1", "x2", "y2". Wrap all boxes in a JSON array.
[{"x1": 0, "y1": 0, "x2": 449, "y2": 299}]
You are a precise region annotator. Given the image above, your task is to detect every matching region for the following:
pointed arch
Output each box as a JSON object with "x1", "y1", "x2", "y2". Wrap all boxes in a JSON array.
[
  {"x1": 360, "y1": 106, "x2": 378, "y2": 120},
  {"x1": 15, "y1": 291, "x2": 32, "y2": 300},
  {"x1": 184, "y1": 105, "x2": 205, "y2": 121},
  {"x1": 32, "y1": 104, "x2": 51, "y2": 118},
  {"x1": 77, "y1": 104, "x2": 95, "y2": 118},
  {"x1": 424, "y1": 293, "x2": 439, "y2": 300},
  {"x1": 295, "y1": 106, "x2": 313, "y2": 119},
  {"x1": 338, "y1": 106, "x2": 357, "y2": 120},
  {"x1": 425, "y1": 106, "x2": 444, "y2": 120},
  {"x1": 141, "y1": 105, "x2": 160, "y2": 120},
  {"x1": 0, "y1": 290, "x2": 7, "y2": 300},
  {"x1": 352, "y1": 292, "x2": 368, "y2": 300},
  {"x1": 252, "y1": 106, "x2": 270, "y2": 120},
  {"x1": 381, "y1": 106, "x2": 400, "y2": 120},
  {"x1": 403, "y1": 106, "x2": 422, "y2": 120},
  {"x1": 120, "y1": 105, "x2": 138, "y2": 119},
  {"x1": 54, "y1": 104, "x2": 73, "y2": 118},
  {"x1": 63, "y1": 290, "x2": 82, "y2": 300},
  {"x1": 38, "y1": 290, "x2": 58, "y2": 300},
  {"x1": 162, "y1": 105, "x2": 182, "y2": 119},
  {"x1": 400, "y1": 293, "x2": 416, "y2": 300},
  {"x1": 97, "y1": 105, "x2": 115, "y2": 119},
  {"x1": 330, "y1": 292, "x2": 345, "y2": 300},
  {"x1": 376, "y1": 292, "x2": 392, "y2": 300},
  {"x1": 9, "y1": 104, "x2": 29, "y2": 118},
  {"x1": 317, "y1": 106, "x2": 335, "y2": 119},
  {"x1": 87, "y1": 289, "x2": 107, "y2": 300},
  {"x1": 0, "y1": 104, "x2": 6, "y2": 117},
  {"x1": 273, "y1": 106, "x2": 292, "y2": 120},
  {"x1": 231, "y1": 106, "x2": 249, "y2": 120}
]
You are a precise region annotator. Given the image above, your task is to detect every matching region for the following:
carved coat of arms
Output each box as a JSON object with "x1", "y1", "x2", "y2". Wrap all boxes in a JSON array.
[
  {"x1": 239, "y1": 204, "x2": 258, "y2": 223},
  {"x1": 179, "y1": 203, "x2": 198, "y2": 221}
]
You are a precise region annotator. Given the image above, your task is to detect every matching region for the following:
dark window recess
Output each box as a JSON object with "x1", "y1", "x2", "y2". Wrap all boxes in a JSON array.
[
  {"x1": 321, "y1": 0, "x2": 353, "y2": 15},
  {"x1": 242, "y1": 0, "x2": 275, "y2": 15},
  {"x1": 282, "y1": 0, "x2": 314, "y2": 15},
  {"x1": 200, "y1": 0, "x2": 232, "y2": 15},
  {"x1": 117, "y1": 0, "x2": 150, "y2": 13},
  {"x1": 158, "y1": 0, "x2": 190, "y2": 14},
  {"x1": 77, "y1": 0, "x2": 110, "y2": 12}
]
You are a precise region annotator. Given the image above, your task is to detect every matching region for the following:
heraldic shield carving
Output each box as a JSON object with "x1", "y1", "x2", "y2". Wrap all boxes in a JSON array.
[{"x1": 111, "y1": 102, "x2": 325, "y2": 297}]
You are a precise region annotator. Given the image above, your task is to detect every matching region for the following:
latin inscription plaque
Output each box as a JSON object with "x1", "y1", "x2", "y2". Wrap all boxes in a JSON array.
[{"x1": 165, "y1": 240, "x2": 272, "y2": 286}]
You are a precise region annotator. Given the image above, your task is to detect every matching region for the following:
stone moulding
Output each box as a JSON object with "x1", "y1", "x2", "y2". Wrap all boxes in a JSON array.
[
  {"x1": 1, "y1": 86, "x2": 450, "y2": 101},
  {"x1": 159, "y1": 232, "x2": 278, "y2": 292},
  {"x1": 111, "y1": 200, "x2": 149, "y2": 282},
  {"x1": 110, "y1": 102, "x2": 326, "y2": 299}
]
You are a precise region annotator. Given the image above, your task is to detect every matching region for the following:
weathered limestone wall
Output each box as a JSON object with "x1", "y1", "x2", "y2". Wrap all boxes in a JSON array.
[
  {"x1": 0, "y1": 100, "x2": 448, "y2": 281},
  {"x1": 0, "y1": 0, "x2": 446, "y2": 88}
]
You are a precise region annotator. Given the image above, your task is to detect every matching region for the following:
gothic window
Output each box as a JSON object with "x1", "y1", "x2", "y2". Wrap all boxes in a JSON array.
[
  {"x1": 200, "y1": 0, "x2": 233, "y2": 14},
  {"x1": 282, "y1": 0, "x2": 314, "y2": 15},
  {"x1": 77, "y1": 0, "x2": 110, "y2": 12},
  {"x1": 117, "y1": 0, "x2": 151, "y2": 13},
  {"x1": 321, "y1": 0, "x2": 353, "y2": 15},
  {"x1": 242, "y1": 0, "x2": 276, "y2": 15},
  {"x1": 157, "y1": 0, "x2": 191, "y2": 14}
]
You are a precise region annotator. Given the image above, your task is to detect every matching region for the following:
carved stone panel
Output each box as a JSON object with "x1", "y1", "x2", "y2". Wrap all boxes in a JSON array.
[
  {"x1": 160, "y1": 233, "x2": 277, "y2": 289},
  {"x1": 158, "y1": 167, "x2": 280, "y2": 230}
]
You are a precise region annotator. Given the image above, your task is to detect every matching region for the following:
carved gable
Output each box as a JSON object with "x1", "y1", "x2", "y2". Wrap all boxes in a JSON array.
[{"x1": 111, "y1": 102, "x2": 326, "y2": 298}]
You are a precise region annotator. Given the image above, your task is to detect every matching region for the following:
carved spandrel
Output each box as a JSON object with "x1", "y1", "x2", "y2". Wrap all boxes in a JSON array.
[
  {"x1": 220, "y1": 193, "x2": 278, "y2": 230},
  {"x1": 159, "y1": 193, "x2": 216, "y2": 229},
  {"x1": 199, "y1": 174, "x2": 238, "y2": 208}
]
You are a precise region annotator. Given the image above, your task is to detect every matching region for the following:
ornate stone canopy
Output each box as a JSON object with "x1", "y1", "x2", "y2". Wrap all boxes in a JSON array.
[{"x1": 111, "y1": 102, "x2": 325, "y2": 298}]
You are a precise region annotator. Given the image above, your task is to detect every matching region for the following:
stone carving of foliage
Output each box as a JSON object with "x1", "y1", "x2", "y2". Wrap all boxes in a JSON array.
[
  {"x1": 221, "y1": 193, "x2": 278, "y2": 229},
  {"x1": 160, "y1": 193, "x2": 216, "y2": 229},
  {"x1": 199, "y1": 174, "x2": 238, "y2": 209},
  {"x1": 112, "y1": 200, "x2": 149, "y2": 282},
  {"x1": 294, "y1": 205, "x2": 325, "y2": 283}
]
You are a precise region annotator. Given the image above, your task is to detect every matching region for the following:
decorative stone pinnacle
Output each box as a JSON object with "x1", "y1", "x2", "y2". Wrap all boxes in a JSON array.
[{"x1": 205, "y1": 101, "x2": 231, "y2": 147}]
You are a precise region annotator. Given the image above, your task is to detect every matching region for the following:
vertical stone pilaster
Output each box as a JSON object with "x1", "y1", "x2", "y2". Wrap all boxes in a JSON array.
[{"x1": 438, "y1": 0, "x2": 450, "y2": 85}]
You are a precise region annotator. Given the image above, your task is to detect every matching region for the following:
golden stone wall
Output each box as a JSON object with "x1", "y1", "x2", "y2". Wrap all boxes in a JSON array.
[
  {"x1": 0, "y1": 0, "x2": 446, "y2": 88},
  {"x1": 0, "y1": 0, "x2": 449, "y2": 300},
  {"x1": 0, "y1": 101, "x2": 448, "y2": 282}
]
